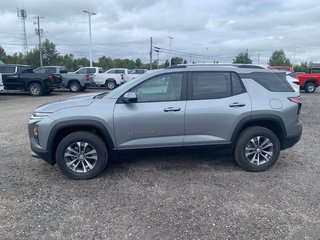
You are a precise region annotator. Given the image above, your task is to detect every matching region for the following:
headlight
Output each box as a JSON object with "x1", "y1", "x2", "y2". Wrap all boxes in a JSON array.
[
  {"x1": 33, "y1": 123, "x2": 40, "y2": 145},
  {"x1": 31, "y1": 112, "x2": 50, "y2": 119}
]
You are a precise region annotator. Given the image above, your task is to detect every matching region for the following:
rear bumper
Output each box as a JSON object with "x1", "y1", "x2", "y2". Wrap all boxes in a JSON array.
[
  {"x1": 282, "y1": 122, "x2": 303, "y2": 150},
  {"x1": 46, "y1": 83, "x2": 62, "y2": 90}
]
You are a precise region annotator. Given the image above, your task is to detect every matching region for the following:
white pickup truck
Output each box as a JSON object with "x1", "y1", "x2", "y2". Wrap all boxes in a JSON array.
[{"x1": 94, "y1": 68, "x2": 128, "y2": 89}]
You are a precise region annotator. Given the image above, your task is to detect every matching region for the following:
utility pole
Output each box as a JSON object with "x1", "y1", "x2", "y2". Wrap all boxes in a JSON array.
[
  {"x1": 34, "y1": 16, "x2": 44, "y2": 66},
  {"x1": 83, "y1": 10, "x2": 96, "y2": 67},
  {"x1": 205, "y1": 47, "x2": 208, "y2": 63},
  {"x1": 168, "y1": 36, "x2": 174, "y2": 66},
  {"x1": 17, "y1": 8, "x2": 28, "y2": 55},
  {"x1": 149, "y1": 37, "x2": 153, "y2": 70},
  {"x1": 154, "y1": 47, "x2": 160, "y2": 69},
  {"x1": 293, "y1": 47, "x2": 299, "y2": 67},
  {"x1": 258, "y1": 52, "x2": 261, "y2": 65}
]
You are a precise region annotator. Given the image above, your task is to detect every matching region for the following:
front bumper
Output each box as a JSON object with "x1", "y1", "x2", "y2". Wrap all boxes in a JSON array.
[
  {"x1": 28, "y1": 119, "x2": 55, "y2": 165},
  {"x1": 30, "y1": 148, "x2": 54, "y2": 165}
]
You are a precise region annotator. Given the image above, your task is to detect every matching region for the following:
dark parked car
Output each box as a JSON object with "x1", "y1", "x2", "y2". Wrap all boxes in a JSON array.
[{"x1": 0, "y1": 64, "x2": 61, "y2": 96}]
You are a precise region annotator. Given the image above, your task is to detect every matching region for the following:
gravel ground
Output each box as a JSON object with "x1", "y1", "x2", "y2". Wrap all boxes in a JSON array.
[{"x1": 0, "y1": 89, "x2": 319, "y2": 240}]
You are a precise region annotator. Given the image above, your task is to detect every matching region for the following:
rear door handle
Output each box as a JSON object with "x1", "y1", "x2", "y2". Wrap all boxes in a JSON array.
[
  {"x1": 229, "y1": 102, "x2": 246, "y2": 107},
  {"x1": 164, "y1": 107, "x2": 181, "y2": 112}
]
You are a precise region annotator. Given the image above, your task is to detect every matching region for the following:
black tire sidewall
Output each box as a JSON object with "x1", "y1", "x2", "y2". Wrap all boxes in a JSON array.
[
  {"x1": 29, "y1": 83, "x2": 43, "y2": 96},
  {"x1": 69, "y1": 82, "x2": 80, "y2": 92},
  {"x1": 235, "y1": 127, "x2": 280, "y2": 172},
  {"x1": 107, "y1": 80, "x2": 116, "y2": 90},
  {"x1": 305, "y1": 83, "x2": 316, "y2": 93},
  {"x1": 56, "y1": 132, "x2": 108, "y2": 180}
]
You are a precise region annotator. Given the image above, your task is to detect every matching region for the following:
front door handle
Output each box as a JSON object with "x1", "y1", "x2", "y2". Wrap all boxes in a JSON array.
[
  {"x1": 229, "y1": 102, "x2": 246, "y2": 107},
  {"x1": 164, "y1": 107, "x2": 181, "y2": 112}
]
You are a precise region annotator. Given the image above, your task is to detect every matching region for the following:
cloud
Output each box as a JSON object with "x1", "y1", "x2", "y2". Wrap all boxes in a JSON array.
[{"x1": 0, "y1": 0, "x2": 319, "y2": 65}]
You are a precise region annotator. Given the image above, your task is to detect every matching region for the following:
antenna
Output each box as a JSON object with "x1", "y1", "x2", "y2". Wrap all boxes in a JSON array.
[{"x1": 17, "y1": 8, "x2": 28, "y2": 54}]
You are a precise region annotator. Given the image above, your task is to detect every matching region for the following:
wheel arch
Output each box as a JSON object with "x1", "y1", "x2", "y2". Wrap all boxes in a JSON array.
[
  {"x1": 231, "y1": 115, "x2": 286, "y2": 149},
  {"x1": 27, "y1": 80, "x2": 44, "y2": 89},
  {"x1": 48, "y1": 120, "x2": 115, "y2": 164},
  {"x1": 67, "y1": 79, "x2": 80, "y2": 88},
  {"x1": 304, "y1": 79, "x2": 318, "y2": 87}
]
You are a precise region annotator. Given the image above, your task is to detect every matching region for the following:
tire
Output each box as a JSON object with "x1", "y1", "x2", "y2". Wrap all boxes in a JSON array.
[
  {"x1": 69, "y1": 81, "x2": 81, "y2": 92},
  {"x1": 106, "y1": 79, "x2": 117, "y2": 90},
  {"x1": 28, "y1": 82, "x2": 43, "y2": 96},
  {"x1": 56, "y1": 131, "x2": 108, "y2": 180},
  {"x1": 304, "y1": 82, "x2": 316, "y2": 93},
  {"x1": 234, "y1": 126, "x2": 280, "y2": 172}
]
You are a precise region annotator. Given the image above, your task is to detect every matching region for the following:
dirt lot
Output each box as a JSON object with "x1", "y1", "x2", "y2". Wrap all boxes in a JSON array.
[{"x1": 0, "y1": 88, "x2": 319, "y2": 240}]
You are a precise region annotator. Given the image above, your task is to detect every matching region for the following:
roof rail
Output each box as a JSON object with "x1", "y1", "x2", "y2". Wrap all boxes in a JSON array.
[{"x1": 167, "y1": 63, "x2": 264, "y2": 69}]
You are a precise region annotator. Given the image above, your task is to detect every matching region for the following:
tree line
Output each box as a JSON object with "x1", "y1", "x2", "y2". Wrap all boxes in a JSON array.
[
  {"x1": 0, "y1": 39, "x2": 189, "y2": 71},
  {"x1": 233, "y1": 49, "x2": 311, "y2": 72},
  {"x1": 0, "y1": 39, "x2": 313, "y2": 73}
]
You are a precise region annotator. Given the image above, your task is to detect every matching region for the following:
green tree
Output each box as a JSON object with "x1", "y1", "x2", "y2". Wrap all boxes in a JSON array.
[
  {"x1": 42, "y1": 39, "x2": 59, "y2": 65},
  {"x1": 171, "y1": 57, "x2": 183, "y2": 65},
  {"x1": 233, "y1": 51, "x2": 252, "y2": 64},
  {"x1": 293, "y1": 61, "x2": 309, "y2": 73},
  {"x1": 135, "y1": 58, "x2": 142, "y2": 68},
  {"x1": 23, "y1": 49, "x2": 40, "y2": 68},
  {"x1": 0, "y1": 46, "x2": 7, "y2": 62},
  {"x1": 164, "y1": 60, "x2": 170, "y2": 67},
  {"x1": 268, "y1": 49, "x2": 291, "y2": 66}
]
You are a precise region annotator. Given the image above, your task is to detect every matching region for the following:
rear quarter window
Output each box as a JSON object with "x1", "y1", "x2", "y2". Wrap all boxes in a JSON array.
[
  {"x1": 0, "y1": 66, "x2": 16, "y2": 74},
  {"x1": 240, "y1": 72, "x2": 294, "y2": 92}
]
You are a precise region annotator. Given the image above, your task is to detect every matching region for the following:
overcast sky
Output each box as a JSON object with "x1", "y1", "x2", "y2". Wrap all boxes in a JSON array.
[{"x1": 1, "y1": 0, "x2": 320, "y2": 65}]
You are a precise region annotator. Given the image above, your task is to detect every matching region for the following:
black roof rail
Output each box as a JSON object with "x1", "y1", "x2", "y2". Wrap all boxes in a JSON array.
[
  {"x1": 166, "y1": 65, "x2": 187, "y2": 69},
  {"x1": 166, "y1": 63, "x2": 264, "y2": 69}
]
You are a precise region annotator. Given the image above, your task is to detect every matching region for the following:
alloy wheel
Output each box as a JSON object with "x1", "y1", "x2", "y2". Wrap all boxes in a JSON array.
[
  {"x1": 245, "y1": 136, "x2": 274, "y2": 165},
  {"x1": 64, "y1": 141, "x2": 98, "y2": 173}
]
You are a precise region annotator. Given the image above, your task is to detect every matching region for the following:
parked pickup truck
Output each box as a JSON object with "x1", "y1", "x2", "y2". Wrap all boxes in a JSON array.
[
  {"x1": 34, "y1": 66, "x2": 94, "y2": 92},
  {"x1": 94, "y1": 68, "x2": 128, "y2": 89},
  {"x1": 73, "y1": 67, "x2": 103, "y2": 77},
  {"x1": 296, "y1": 64, "x2": 320, "y2": 93},
  {"x1": 0, "y1": 64, "x2": 61, "y2": 96},
  {"x1": 126, "y1": 69, "x2": 148, "y2": 82}
]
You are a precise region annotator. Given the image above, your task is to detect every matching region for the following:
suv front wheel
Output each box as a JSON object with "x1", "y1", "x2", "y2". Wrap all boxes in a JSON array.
[
  {"x1": 234, "y1": 127, "x2": 280, "y2": 172},
  {"x1": 56, "y1": 131, "x2": 108, "y2": 179}
]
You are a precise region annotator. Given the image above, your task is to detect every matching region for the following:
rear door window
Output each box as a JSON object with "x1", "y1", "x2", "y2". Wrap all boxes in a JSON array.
[
  {"x1": 89, "y1": 68, "x2": 96, "y2": 74},
  {"x1": 190, "y1": 72, "x2": 232, "y2": 100},
  {"x1": 76, "y1": 69, "x2": 87, "y2": 74},
  {"x1": 47, "y1": 67, "x2": 56, "y2": 74}
]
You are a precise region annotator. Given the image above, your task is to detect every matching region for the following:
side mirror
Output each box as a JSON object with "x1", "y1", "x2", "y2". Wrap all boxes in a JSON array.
[{"x1": 123, "y1": 92, "x2": 137, "y2": 103}]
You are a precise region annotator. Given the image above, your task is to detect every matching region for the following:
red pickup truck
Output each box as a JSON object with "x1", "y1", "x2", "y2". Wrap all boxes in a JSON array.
[{"x1": 296, "y1": 64, "x2": 320, "y2": 93}]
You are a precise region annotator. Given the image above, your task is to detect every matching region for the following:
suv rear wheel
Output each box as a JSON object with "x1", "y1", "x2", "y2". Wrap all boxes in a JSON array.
[
  {"x1": 56, "y1": 131, "x2": 108, "y2": 180},
  {"x1": 234, "y1": 126, "x2": 280, "y2": 171}
]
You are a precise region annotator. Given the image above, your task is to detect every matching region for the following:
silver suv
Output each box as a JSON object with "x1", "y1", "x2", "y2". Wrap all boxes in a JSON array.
[{"x1": 28, "y1": 64, "x2": 303, "y2": 179}]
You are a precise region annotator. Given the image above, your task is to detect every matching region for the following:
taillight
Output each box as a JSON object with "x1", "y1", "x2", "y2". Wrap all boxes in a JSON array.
[
  {"x1": 121, "y1": 74, "x2": 124, "y2": 80},
  {"x1": 288, "y1": 96, "x2": 302, "y2": 114},
  {"x1": 288, "y1": 96, "x2": 301, "y2": 104},
  {"x1": 48, "y1": 74, "x2": 54, "y2": 81},
  {"x1": 86, "y1": 74, "x2": 90, "y2": 81}
]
